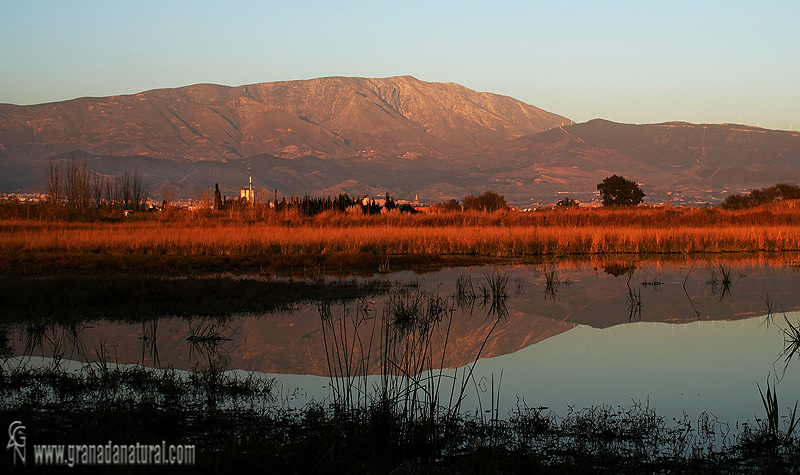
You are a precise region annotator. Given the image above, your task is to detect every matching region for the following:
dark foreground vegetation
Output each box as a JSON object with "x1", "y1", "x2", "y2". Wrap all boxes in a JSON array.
[{"x1": 2, "y1": 362, "x2": 798, "y2": 474}]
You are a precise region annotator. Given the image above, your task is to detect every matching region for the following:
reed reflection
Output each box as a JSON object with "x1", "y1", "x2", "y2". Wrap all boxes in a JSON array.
[
  {"x1": 139, "y1": 318, "x2": 160, "y2": 367},
  {"x1": 319, "y1": 274, "x2": 509, "y2": 423},
  {"x1": 20, "y1": 323, "x2": 91, "y2": 369},
  {"x1": 707, "y1": 264, "x2": 740, "y2": 302},
  {"x1": 539, "y1": 264, "x2": 570, "y2": 301}
]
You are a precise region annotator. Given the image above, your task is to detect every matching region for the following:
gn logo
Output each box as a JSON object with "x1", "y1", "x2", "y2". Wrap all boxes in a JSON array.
[{"x1": 7, "y1": 421, "x2": 26, "y2": 465}]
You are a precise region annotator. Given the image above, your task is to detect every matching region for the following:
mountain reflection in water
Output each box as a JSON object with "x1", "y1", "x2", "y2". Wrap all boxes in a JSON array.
[{"x1": 8, "y1": 258, "x2": 800, "y2": 423}]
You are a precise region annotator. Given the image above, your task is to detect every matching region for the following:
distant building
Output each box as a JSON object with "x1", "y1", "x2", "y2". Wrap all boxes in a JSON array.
[{"x1": 240, "y1": 176, "x2": 254, "y2": 203}]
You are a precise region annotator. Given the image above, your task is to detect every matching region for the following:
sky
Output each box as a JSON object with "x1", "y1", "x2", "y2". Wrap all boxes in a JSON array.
[{"x1": 1, "y1": 0, "x2": 798, "y2": 130}]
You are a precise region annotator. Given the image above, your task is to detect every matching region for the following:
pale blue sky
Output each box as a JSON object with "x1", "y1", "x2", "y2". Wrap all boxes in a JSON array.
[{"x1": 1, "y1": 0, "x2": 798, "y2": 129}]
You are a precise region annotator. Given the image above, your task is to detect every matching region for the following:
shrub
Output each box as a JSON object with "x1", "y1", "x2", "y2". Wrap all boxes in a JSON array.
[{"x1": 554, "y1": 197, "x2": 579, "y2": 209}]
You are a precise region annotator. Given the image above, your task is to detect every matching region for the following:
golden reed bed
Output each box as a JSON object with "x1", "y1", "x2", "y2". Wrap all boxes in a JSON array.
[{"x1": 2, "y1": 205, "x2": 800, "y2": 273}]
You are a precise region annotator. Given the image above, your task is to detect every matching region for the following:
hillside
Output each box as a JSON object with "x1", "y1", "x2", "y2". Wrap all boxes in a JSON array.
[
  {"x1": 2, "y1": 77, "x2": 800, "y2": 206},
  {"x1": 484, "y1": 120, "x2": 800, "y2": 206},
  {"x1": 0, "y1": 76, "x2": 566, "y2": 161}
]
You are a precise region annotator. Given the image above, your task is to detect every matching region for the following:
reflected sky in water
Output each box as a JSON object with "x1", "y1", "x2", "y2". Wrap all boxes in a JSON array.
[
  {"x1": 471, "y1": 315, "x2": 799, "y2": 424},
  {"x1": 7, "y1": 258, "x2": 800, "y2": 426}
]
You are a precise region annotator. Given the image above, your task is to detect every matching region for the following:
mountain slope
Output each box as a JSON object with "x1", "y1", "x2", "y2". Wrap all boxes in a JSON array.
[
  {"x1": 0, "y1": 76, "x2": 568, "y2": 163},
  {"x1": 2, "y1": 78, "x2": 800, "y2": 206},
  {"x1": 483, "y1": 120, "x2": 800, "y2": 205}
]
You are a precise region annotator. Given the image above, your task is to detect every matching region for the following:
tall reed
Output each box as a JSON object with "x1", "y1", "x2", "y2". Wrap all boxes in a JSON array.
[
  {"x1": 318, "y1": 275, "x2": 510, "y2": 462},
  {"x1": 5, "y1": 221, "x2": 800, "y2": 265}
]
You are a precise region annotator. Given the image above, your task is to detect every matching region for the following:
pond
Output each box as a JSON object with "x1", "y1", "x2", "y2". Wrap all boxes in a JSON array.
[{"x1": 5, "y1": 257, "x2": 800, "y2": 428}]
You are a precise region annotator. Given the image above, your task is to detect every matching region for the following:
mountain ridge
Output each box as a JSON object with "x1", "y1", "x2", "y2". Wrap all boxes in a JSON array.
[
  {"x1": 0, "y1": 75, "x2": 569, "y2": 162},
  {"x1": 2, "y1": 77, "x2": 799, "y2": 206}
]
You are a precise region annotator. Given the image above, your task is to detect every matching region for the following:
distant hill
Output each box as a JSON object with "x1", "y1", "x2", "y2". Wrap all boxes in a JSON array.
[
  {"x1": 1, "y1": 76, "x2": 799, "y2": 206},
  {"x1": 485, "y1": 119, "x2": 800, "y2": 206}
]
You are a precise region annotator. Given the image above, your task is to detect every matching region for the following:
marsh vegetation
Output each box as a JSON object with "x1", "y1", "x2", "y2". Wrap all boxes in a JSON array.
[
  {"x1": 4, "y1": 196, "x2": 800, "y2": 472},
  {"x1": 4, "y1": 201, "x2": 800, "y2": 274}
]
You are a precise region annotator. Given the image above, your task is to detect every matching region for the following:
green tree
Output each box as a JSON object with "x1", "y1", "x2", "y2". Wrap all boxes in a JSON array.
[
  {"x1": 463, "y1": 191, "x2": 508, "y2": 212},
  {"x1": 596, "y1": 175, "x2": 645, "y2": 207}
]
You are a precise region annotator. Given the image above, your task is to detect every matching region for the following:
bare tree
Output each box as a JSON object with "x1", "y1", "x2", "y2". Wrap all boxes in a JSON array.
[
  {"x1": 105, "y1": 174, "x2": 119, "y2": 208},
  {"x1": 45, "y1": 158, "x2": 148, "y2": 211},
  {"x1": 66, "y1": 158, "x2": 92, "y2": 208},
  {"x1": 160, "y1": 185, "x2": 175, "y2": 218},
  {"x1": 132, "y1": 170, "x2": 146, "y2": 211},
  {"x1": 92, "y1": 172, "x2": 105, "y2": 207},
  {"x1": 120, "y1": 171, "x2": 132, "y2": 210},
  {"x1": 193, "y1": 189, "x2": 212, "y2": 218},
  {"x1": 46, "y1": 159, "x2": 64, "y2": 204}
]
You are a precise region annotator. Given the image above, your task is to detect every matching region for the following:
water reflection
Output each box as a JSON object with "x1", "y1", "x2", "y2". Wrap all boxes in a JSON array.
[
  {"x1": 625, "y1": 274, "x2": 643, "y2": 322},
  {"x1": 600, "y1": 261, "x2": 638, "y2": 277},
  {"x1": 775, "y1": 309, "x2": 800, "y2": 376},
  {"x1": 539, "y1": 264, "x2": 571, "y2": 301},
  {"x1": 4, "y1": 258, "x2": 800, "y2": 424},
  {"x1": 20, "y1": 323, "x2": 91, "y2": 369},
  {"x1": 478, "y1": 316, "x2": 800, "y2": 424},
  {"x1": 706, "y1": 264, "x2": 740, "y2": 302},
  {"x1": 139, "y1": 318, "x2": 160, "y2": 367},
  {"x1": 8, "y1": 261, "x2": 800, "y2": 371},
  {"x1": 186, "y1": 319, "x2": 236, "y2": 373}
]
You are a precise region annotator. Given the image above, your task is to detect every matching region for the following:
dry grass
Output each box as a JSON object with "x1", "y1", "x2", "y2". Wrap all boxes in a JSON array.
[{"x1": 3, "y1": 205, "x2": 800, "y2": 273}]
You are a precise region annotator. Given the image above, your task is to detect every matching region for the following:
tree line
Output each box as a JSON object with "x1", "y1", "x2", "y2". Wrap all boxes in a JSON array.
[
  {"x1": 214, "y1": 190, "x2": 511, "y2": 217},
  {"x1": 212, "y1": 191, "x2": 399, "y2": 217},
  {"x1": 33, "y1": 160, "x2": 800, "y2": 217},
  {"x1": 722, "y1": 184, "x2": 800, "y2": 210},
  {"x1": 46, "y1": 158, "x2": 148, "y2": 211},
  {"x1": 41, "y1": 160, "x2": 653, "y2": 215}
]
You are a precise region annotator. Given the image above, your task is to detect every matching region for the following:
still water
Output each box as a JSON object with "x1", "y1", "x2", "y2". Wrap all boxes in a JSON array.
[{"x1": 7, "y1": 258, "x2": 800, "y2": 426}]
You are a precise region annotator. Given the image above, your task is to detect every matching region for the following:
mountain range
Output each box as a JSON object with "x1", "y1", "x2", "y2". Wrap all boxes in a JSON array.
[{"x1": 2, "y1": 75, "x2": 799, "y2": 206}]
